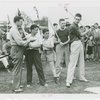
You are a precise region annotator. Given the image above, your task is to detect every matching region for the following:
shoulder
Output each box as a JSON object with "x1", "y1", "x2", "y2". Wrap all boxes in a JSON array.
[
  {"x1": 65, "y1": 27, "x2": 70, "y2": 32},
  {"x1": 70, "y1": 24, "x2": 77, "y2": 29},
  {"x1": 56, "y1": 29, "x2": 60, "y2": 33}
]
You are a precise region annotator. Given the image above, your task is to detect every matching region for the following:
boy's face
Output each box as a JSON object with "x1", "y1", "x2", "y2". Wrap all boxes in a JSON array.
[
  {"x1": 91, "y1": 26, "x2": 95, "y2": 30},
  {"x1": 59, "y1": 21, "x2": 66, "y2": 29},
  {"x1": 85, "y1": 27, "x2": 90, "y2": 31},
  {"x1": 16, "y1": 19, "x2": 23, "y2": 27},
  {"x1": 43, "y1": 31, "x2": 49, "y2": 39},
  {"x1": 31, "y1": 27, "x2": 38, "y2": 36}
]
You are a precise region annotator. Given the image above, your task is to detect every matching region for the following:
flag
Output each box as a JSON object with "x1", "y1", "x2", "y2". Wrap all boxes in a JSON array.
[
  {"x1": 64, "y1": 6, "x2": 68, "y2": 12},
  {"x1": 48, "y1": 19, "x2": 55, "y2": 37},
  {"x1": 18, "y1": 9, "x2": 21, "y2": 16},
  {"x1": 7, "y1": 15, "x2": 10, "y2": 24}
]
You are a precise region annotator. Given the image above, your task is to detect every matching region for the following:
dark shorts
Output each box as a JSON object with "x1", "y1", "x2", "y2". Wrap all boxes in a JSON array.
[{"x1": 87, "y1": 46, "x2": 93, "y2": 55}]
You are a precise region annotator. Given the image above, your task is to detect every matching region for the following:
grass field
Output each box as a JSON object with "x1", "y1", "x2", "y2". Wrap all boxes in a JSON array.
[{"x1": 0, "y1": 61, "x2": 100, "y2": 94}]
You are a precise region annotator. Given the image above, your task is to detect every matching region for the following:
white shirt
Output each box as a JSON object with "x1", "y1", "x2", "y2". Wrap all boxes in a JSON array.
[
  {"x1": 26, "y1": 33, "x2": 42, "y2": 50},
  {"x1": 42, "y1": 37, "x2": 54, "y2": 50}
]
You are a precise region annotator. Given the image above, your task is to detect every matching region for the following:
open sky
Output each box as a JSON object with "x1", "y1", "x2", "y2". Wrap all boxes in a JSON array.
[{"x1": 0, "y1": 0, "x2": 100, "y2": 26}]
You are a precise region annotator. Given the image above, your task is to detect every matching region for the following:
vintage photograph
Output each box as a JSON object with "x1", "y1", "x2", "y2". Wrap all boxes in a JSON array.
[{"x1": 0, "y1": 0, "x2": 100, "y2": 96}]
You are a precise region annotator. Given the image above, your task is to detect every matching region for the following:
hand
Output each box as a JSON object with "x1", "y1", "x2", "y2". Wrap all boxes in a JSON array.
[
  {"x1": 27, "y1": 37, "x2": 36, "y2": 43},
  {"x1": 60, "y1": 42, "x2": 64, "y2": 46}
]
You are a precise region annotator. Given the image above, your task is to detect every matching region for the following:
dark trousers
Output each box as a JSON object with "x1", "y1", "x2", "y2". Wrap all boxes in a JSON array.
[
  {"x1": 11, "y1": 46, "x2": 24, "y2": 90},
  {"x1": 25, "y1": 49, "x2": 46, "y2": 85},
  {"x1": 94, "y1": 43, "x2": 100, "y2": 61}
]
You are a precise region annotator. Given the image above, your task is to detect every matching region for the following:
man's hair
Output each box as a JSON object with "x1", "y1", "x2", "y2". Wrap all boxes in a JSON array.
[
  {"x1": 91, "y1": 25, "x2": 94, "y2": 28},
  {"x1": 59, "y1": 18, "x2": 65, "y2": 23},
  {"x1": 85, "y1": 25, "x2": 90, "y2": 29},
  {"x1": 94, "y1": 23, "x2": 98, "y2": 25},
  {"x1": 42, "y1": 29, "x2": 49, "y2": 34},
  {"x1": 66, "y1": 22, "x2": 70, "y2": 27},
  {"x1": 75, "y1": 13, "x2": 82, "y2": 18},
  {"x1": 14, "y1": 16, "x2": 24, "y2": 23},
  {"x1": 53, "y1": 23, "x2": 58, "y2": 26},
  {"x1": 30, "y1": 24, "x2": 39, "y2": 30},
  {"x1": 80, "y1": 26, "x2": 84, "y2": 29}
]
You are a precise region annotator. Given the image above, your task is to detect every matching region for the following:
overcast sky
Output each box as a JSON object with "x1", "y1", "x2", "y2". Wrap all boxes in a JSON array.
[{"x1": 0, "y1": 0, "x2": 100, "y2": 26}]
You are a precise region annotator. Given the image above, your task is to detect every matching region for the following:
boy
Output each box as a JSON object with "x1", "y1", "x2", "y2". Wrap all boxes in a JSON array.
[
  {"x1": 41, "y1": 29, "x2": 57, "y2": 83},
  {"x1": 86, "y1": 35, "x2": 95, "y2": 61},
  {"x1": 25, "y1": 24, "x2": 47, "y2": 87}
]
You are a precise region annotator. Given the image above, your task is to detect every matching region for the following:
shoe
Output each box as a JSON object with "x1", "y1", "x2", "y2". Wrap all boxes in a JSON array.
[
  {"x1": 79, "y1": 78, "x2": 89, "y2": 82},
  {"x1": 66, "y1": 83, "x2": 70, "y2": 88},
  {"x1": 13, "y1": 88, "x2": 23, "y2": 93},
  {"x1": 20, "y1": 85, "x2": 24, "y2": 88},
  {"x1": 27, "y1": 84, "x2": 31, "y2": 87},
  {"x1": 6, "y1": 68, "x2": 10, "y2": 73},
  {"x1": 44, "y1": 83, "x2": 48, "y2": 87}
]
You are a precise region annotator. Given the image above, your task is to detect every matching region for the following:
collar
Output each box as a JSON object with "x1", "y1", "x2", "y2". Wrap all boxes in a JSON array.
[{"x1": 73, "y1": 22, "x2": 78, "y2": 27}]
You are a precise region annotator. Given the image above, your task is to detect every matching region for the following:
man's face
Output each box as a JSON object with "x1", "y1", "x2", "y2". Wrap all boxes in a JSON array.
[
  {"x1": 43, "y1": 31, "x2": 49, "y2": 39},
  {"x1": 91, "y1": 26, "x2": 94, "y2": 31},
  {"x1": 16, "y1": 19, "x2": 23, "y2": 27},
  {"x1": 59, "y1": 20, "x2": 66, "y2": 29},
  {"x1": 74, "y1": 16, "x2": 81, "y2": 24},
  {"x1": 94, "y1": 24, "x2": 98, "y2": 29},
  {"x1": 31, "y1": 27, "x2": 38, "y2": 36}
]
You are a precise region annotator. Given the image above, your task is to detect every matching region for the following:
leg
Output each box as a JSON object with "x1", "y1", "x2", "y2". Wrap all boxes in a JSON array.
[
  {"x1": 56, "y1": 44, "x2": 64, "y2": 77},
  {"x1": 46, "y1": 51, "x2": 56, "y2": 77},
  {"x1": 98, "y1": 45, "x2": 100, "y2": 60},
  {"x1": 25, "y1": 50, "x2": 33, "y2": 84},
  {"x1": 33, "y1": 50, "x2": 46, "y2": 86},
  {"x1": 1, "y1": 57, "x2": 9, "y2": 68},
  {"x1": 12, "y1": 57, "x2": 23, "y2": 90},
  {"x1": 49, "y1": 61, "x2": 56, "y2": 77},
  {"x1": 66, "y1": 41, "x2": 80, "y2": 84},
  {"x1": 78, "y1": 42, "x2": 86, "y2": 80},
  {"x1": 65, "y1": 45, "x2": 70, "y2": 67},
  {"x1": 11, "y1": 46, "x2": 24, "y2": 90}
]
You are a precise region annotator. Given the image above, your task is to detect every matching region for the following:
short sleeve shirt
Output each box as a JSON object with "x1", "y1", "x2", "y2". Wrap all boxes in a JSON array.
[{"x1": 56, "y1": 28, "x2": 69, "y2": 43}]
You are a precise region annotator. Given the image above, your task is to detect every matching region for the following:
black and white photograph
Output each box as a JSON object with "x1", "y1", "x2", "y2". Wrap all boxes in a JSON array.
[{"x1": 0, "y1": 0, "x2": 100, "y2": 99}]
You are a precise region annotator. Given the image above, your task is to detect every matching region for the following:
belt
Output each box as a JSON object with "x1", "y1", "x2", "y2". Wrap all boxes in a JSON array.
[
  {"x1": 26, "y1": 48, "x2": 38, "y2": 51},
  {"x1": 43, "y1": 50, "x2": 53, "y2": 53}
]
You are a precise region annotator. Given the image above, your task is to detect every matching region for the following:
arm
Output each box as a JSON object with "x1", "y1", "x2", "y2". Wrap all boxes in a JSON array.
[
  {"x1": 2, "y1": 43, "x2": 8, "y2": 55},
  {"x1": 11, "y1": 30, "x2": 30, "y2": 47},
  {"x1": 28, "y1": 39, "x2": 41, "y2": 48},
  {"x1": 60, "y1": 36, "x2": 70, "y2": 46},
  {"x1": 80, "y1": 29, "x2": 90, "y2": 36},
  {"x1": 54, "y1": 37, "x2": 60, "y2": 44},
  {"x1": 29, "y1": 43, "x2": 41, "y2": 48}
]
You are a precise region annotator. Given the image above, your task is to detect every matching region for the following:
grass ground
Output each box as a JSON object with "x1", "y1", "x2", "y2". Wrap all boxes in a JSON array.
[{"x1": 0, "y1": 61, "x2": 100, "y2": 94}]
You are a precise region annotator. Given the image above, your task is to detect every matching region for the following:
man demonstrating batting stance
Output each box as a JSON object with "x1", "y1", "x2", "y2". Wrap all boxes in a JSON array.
[{"x1": 66, "y1": 13, "x2": 88, "y2": 88}]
